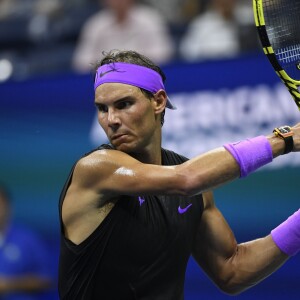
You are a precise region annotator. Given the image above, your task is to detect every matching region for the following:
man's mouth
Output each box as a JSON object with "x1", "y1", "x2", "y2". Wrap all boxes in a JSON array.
[{"x1": 111, "y1": 133, "x2": 128, "y2": 143}]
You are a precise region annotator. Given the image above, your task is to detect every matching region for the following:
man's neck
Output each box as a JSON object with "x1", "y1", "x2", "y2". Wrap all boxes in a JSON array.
[
  {"x1": 130, "y1": 147, "x2": 162, "y2": 165},
  {"x1": 129, "y1": 125, "x2": 163, "y2": 165}
]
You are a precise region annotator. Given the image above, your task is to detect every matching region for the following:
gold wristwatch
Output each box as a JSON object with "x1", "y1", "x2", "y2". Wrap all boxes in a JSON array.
[{"x1": 273, "y1": 125, "x2": 294, "y2": 154}]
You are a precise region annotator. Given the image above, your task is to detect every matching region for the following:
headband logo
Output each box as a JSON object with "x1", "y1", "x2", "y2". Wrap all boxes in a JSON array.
[
  {"x1": 97, "y1": 65, "x2": 126, "y2": 80},
  {"x1": 99, "y1": 69, "x2": 115, "y2": 78}
]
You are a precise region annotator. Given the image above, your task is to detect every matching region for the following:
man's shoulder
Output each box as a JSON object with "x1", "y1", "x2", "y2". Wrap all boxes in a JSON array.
[
  {"x1": 161, "y1": 148, "x2": 189, "y2": 165},
  {"x1": 81, "y1": 143, "x2": 114, "y2": 158},
  {"x1": 98, "y1": 143, "x2": 114, "y2": 150},
  {"x1": 78, "y1": 145, "x2": 129, "y2": 168}
]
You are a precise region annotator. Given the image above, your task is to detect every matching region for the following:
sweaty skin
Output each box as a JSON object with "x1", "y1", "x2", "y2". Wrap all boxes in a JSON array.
[{"x1": 61, "y1": 81, "x2": 300, "y2": 295}]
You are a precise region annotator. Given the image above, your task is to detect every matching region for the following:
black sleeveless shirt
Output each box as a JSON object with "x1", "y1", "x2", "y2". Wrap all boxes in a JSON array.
[{"x1": 58, "y1": 145, "x2": 204, "y2": 300}]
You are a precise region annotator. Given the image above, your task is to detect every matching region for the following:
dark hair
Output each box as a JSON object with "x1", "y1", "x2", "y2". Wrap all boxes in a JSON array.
[{"x1": 94, "y1": 50, "x2": 166, "y2": 126}]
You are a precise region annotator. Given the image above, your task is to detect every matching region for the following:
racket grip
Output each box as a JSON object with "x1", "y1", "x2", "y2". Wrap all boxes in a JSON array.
[
  {"x1": 223, "y1": 136, "x2": 273, "y2": 178},
  {"x1": 271, "y1": 209, "x2": 300, "y2": 256}
]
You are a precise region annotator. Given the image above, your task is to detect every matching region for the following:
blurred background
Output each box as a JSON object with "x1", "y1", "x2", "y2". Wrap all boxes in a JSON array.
[{"x1": 0, "y1": 0, "x2": 299, "y2": 299}]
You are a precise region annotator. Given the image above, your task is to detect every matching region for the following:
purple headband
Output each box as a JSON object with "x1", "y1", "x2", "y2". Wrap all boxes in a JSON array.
[{"x1": 94, "y1": 62, "x2": 176, "y2": 109}]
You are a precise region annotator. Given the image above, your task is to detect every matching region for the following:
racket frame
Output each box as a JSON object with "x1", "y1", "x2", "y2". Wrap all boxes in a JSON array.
[{"x1": 253, "y1": 0, "x2": 300, "y2": 110}]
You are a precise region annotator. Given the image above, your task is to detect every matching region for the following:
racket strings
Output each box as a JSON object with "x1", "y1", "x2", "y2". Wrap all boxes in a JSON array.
[
  {"x1": 276, "y1": 45, "x2": 300, "y2": 64},
  {"x1": 263, "y1": 0, "x2": 300, "y2": 79}
]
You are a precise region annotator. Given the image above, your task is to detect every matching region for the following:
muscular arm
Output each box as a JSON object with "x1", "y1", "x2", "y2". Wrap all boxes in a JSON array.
[
  {"x1": 62, "y1": 128, "x2": 297, "y2": 244},
  {"x1": 192, "y1": 191, "x2": 289, "y2": 295},
  {"x1": 73, "y1": 134, "x2": 286, "y2": 199},
  {"x1": 63, "y1": 145, "x2": 241, "y2": 243},
  {"x1": 73, "y1": 147, "x2": 239, "y2": 198}
]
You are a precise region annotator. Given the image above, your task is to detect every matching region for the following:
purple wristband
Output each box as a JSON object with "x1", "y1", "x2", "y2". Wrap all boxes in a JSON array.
[
  {"x1": 223, "y1": 136, "x2": 273, "y2": 178},
  {"x1": 271, "y1": 209, "x2": 300, "y2": 256}
]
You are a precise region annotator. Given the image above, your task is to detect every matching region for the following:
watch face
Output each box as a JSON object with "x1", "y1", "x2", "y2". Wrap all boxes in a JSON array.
[{"x1": 279, "y1": 126, "x2": 291, "y2": 133}]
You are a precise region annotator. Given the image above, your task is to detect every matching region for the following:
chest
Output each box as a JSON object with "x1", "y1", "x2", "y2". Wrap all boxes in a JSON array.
[{"x1": 111, "y1": 194, "x2": 203, "y2": 256}]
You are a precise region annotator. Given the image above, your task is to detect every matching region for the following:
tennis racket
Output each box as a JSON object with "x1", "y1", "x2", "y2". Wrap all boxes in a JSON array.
[{"x1": 253, "y1": 0, "x2": 300, "y2": 110}]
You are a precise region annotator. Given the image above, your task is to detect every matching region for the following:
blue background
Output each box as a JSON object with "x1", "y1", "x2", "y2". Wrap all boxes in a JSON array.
[{"x1": 0, "y1": 52, "x2": 299, "y2": 299}]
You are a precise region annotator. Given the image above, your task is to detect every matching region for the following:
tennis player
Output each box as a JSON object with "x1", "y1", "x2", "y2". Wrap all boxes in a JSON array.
[{"x1": 58, "y1": 50, "x2": 300, "y2": 299}]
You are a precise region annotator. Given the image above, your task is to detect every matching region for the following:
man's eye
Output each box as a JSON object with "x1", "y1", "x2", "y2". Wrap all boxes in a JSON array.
[
  {"x1": 117, "y1": 101, "x2": 132, "y2": 109},
  {"x1": 96, "y1": 104, "x2": 107, "y2": 112}
]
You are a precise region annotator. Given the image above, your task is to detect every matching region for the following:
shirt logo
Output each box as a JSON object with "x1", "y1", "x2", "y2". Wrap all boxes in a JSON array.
[
  {"x1": 138, "y1": 196, "x2": 145, "y2": 206},
  {"x1": 178, "y1": 203, "x2": 193, "y2": 214}
]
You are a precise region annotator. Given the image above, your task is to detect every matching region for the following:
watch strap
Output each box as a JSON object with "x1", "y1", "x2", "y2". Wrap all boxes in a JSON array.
[{"x1": 273, "y1": 126, "x2": 294, "y2": 154}]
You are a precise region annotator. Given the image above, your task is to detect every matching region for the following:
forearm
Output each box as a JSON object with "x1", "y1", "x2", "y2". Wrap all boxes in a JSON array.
[
  {"x1": 179, "y1": 147, "x2": 240, "y2": 194},
  {"x1": 221, "y1": 235, "x2": 288, "y2": 295},
  {"x1": 218, "y1": 208, "x2": 300, "y2": 295},
  {"x1": 179, "y1": 134, "x2": 284, "y2": 195},
  {"x1": 193, "y1": 195, "x2": 299, "y2": 295}
]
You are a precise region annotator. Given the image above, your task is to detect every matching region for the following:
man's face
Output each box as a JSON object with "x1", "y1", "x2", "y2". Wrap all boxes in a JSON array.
[{"x1": 95, "y1": 83, "x2": 159, "y2": 153}]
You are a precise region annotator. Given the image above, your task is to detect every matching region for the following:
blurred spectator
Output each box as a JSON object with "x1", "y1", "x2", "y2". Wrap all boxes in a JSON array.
[
  {"x1": 72, "y1": 0, "x2": 175, "y2": 73},
  {"x1": 143, "y1": 0, "x2": 203, "y2": 26},
  {"x1": 0, "y1": 0, "x2": 259, "y2": 80},
  {"x1": 235, "y1": 0, "x2": 260, "y2": 53},
  {"x1": 27, "y1": 0, "x2": 64, "y2": 44},
  {"x1": 0, "y1": 0, "x2": 15, "y2": 20},
  {"x1": 27, "y1": 0, "x2": 96, "y2": 45},
  {"x1": 0, "y1": 0, "x2": 97, "y2": 80},
  {"x1": 179, "y1": 0, "x2": 241, "y2": 61},
  {"x1": 0, "y1": 183, "x2": 54, "y2": 300},
  {"x1": 142, "y1": 0, "x2": 204, "y2": 58},
  {"x1": 0, "y1": 0, "x2": 34, "y2": 20}
]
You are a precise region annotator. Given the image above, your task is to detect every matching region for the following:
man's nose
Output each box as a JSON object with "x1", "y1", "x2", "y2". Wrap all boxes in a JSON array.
[{"x1": 107, "y1": 109, "x2": 121, "y2": 127}]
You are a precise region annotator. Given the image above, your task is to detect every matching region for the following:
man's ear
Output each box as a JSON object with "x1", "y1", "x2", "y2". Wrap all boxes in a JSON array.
[{"x1": 153, "y1": 89, "x2": 167, "y2": 114}]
